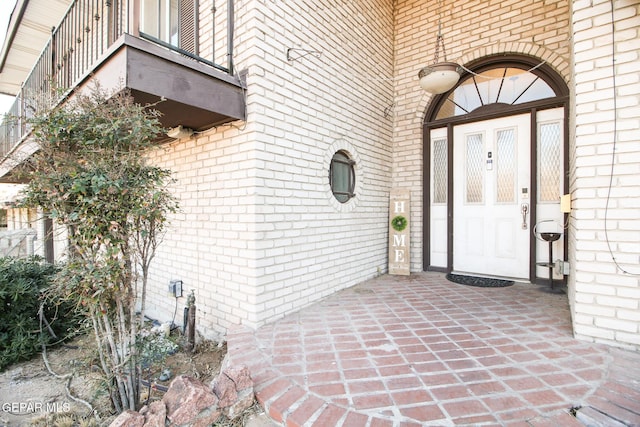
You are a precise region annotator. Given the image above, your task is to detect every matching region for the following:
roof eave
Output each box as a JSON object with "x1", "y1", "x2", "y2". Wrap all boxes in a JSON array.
[{"x1": 0, "y1": 0, "x2": 27, "y2": 74}]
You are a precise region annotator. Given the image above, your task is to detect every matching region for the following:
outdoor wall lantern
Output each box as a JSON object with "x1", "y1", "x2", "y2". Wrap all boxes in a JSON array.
[{"x1": 417, "y1": 2, "x2": 461, "y2": 94}]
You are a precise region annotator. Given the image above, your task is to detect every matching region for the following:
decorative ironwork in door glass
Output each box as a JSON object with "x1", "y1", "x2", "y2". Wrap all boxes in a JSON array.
[
  {"x1": 433, "y1": 138, "x2": 448, "y2": 204},
  {"x1": 496, "y1": 128, "x2": 516, "y2": 203},
  {"x1": 538, "y1": 122, "x2": 561, "y2": 202},
  {"x1": 465, "y1": 133, "x2": 484, "y2": 204}
]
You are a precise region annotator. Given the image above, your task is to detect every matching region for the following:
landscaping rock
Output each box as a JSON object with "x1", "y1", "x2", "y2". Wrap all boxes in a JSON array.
[
  {"x1": 211, "y1": 370, "x2": 238, "y2": 407},
  {"x1": 225, "y1": 387, "x2": 255, "y2": 420},
  {"x1": 163, "y1": 375, "x2": 221, "y2": 427},
  {"x1": 109, "y1": 410, "x2": 145, "y2": 427},
  {"x1": 108, "y1": 368, "x2": 254, "y2": 427},
  {"x1": 225, "y1": 364, "x2": 253, "y2": 391},
  {"x1": 139, "y1": 400, "x2": 166, "y2": 427},
  {"x1": 211, "y1": 364, "x2": 255, "y2": 420}
]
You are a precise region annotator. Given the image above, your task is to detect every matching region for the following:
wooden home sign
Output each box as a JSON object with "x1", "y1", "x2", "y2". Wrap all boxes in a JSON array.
[{"x1": 389, "y1": 189, "x2": 410, "y2": 276}]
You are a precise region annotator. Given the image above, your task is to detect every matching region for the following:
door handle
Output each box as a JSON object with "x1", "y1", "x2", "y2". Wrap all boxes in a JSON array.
[{"x1": 521, "y1": 203, "x2": 529, "y2": 229}]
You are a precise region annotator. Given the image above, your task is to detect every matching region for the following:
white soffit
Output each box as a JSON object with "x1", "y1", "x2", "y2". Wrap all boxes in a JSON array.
[{"x1": 0, "y1": 0, "x2": 72, "y2": 96}]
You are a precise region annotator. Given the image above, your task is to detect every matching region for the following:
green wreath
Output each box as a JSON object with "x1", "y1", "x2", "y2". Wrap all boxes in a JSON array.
[{"x1": 391, "y1": 215, "x2": 408, "y2": 232}]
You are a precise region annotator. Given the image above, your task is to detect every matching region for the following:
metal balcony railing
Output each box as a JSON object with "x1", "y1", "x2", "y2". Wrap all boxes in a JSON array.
[{"x1": 0, "y1": 0, "x2": 235, "y2": 160}]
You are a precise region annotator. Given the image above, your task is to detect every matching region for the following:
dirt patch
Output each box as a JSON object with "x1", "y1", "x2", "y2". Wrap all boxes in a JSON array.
[{"x1": 0, "y1": 333, "x2": 227, "y2": 426}]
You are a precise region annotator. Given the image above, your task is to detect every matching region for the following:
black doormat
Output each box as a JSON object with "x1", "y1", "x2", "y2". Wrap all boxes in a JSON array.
[{"x1": 446, "y1": 273, "x2": 514, "y2": 288}]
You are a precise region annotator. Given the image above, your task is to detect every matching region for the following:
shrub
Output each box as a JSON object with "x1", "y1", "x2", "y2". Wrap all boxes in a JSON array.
[
  {"x1": 20, "y1": 86, "x2": 177, "y2": 412},
  {"x1": 0, "y1": 257, "x2": 82, "y2": 371}
]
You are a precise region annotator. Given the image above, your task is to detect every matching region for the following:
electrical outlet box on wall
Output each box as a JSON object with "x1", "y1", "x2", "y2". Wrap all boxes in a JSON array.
[
  {"x1": 169, "y1": 280, "x2": 183, "y2": 297},
  {"x1": 555, "y1": 260, "x2": 570, "y2": 276}
]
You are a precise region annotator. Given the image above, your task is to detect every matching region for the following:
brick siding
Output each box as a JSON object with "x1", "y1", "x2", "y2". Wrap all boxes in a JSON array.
[
  {"x1": 571, "y1": 0, "x2": 640, "y2": 349},
  {"x1": 144, "y1": 0, "x2": 395, "y2": 338}
]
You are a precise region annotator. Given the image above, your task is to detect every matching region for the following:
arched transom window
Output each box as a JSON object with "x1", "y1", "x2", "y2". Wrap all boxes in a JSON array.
[{"x1": 435, "y1": 67, "x2": 558, "y2": 120}]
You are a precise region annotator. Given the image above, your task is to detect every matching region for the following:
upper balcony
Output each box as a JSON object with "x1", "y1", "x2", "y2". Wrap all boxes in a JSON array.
[{"x1": 0, "y1": 0, "x2": 245, "y2": 181}]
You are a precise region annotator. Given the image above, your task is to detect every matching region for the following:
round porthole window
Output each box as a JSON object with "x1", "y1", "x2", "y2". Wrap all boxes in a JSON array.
[{"x1": 329, "y1": 150, "x2": 356, "y2": 203}]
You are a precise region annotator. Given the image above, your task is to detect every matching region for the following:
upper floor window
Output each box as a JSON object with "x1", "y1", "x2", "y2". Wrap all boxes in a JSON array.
[
  {"x1": 435, "y1": 67, "x2": 557, "y2": 120},
  {"x1": 140, "y1": 0, "x2": 196, "y2": 53},
  {"x1": 141, "y1": 0, "x2": 179, "y2": 45}
]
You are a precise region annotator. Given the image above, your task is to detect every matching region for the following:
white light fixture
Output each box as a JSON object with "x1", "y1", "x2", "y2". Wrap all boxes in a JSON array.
[
  {"x1": 417, "y1": 2, "x2": 461, "y2": 94},
  {"x1": 419, "y1": 62, "x2": 461, "y2": 94},
  {"x1": 167, "y1": 125, "x2": 194, "y2": 139}
]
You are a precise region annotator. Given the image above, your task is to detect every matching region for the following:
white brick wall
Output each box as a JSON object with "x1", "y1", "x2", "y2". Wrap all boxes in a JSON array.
[
  {"x1": 571, "y1": 0, "x2": 640, "y2": 350},
  {"x1": 144, "y1": 0, "x2": 395, "y2": 339}
]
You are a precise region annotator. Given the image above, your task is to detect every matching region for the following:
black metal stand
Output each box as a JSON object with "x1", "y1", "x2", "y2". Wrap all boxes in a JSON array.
[{"x1": 538, "y1": 232, "x2": 563, "y2": 293}]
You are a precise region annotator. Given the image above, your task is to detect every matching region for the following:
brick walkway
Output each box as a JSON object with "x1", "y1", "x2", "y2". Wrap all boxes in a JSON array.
[{"x1": 227, "y1": 272, "x2": 640, "y2": 426}]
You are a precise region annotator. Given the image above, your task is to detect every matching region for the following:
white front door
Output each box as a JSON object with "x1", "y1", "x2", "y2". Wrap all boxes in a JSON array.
[{"x1": 453, "y1": 114, "x2": 531, "y2": 279}]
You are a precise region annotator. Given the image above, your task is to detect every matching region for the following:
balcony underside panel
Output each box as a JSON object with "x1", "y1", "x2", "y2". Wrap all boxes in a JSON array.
[{"x1": 88, "y1": 35, "x2": 245, "y2": 131}]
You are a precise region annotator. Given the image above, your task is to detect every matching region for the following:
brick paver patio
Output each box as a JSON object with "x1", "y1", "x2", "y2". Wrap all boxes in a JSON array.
[{"x1": 227, "y1": 272, "x2": 640, "y2": 426}]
